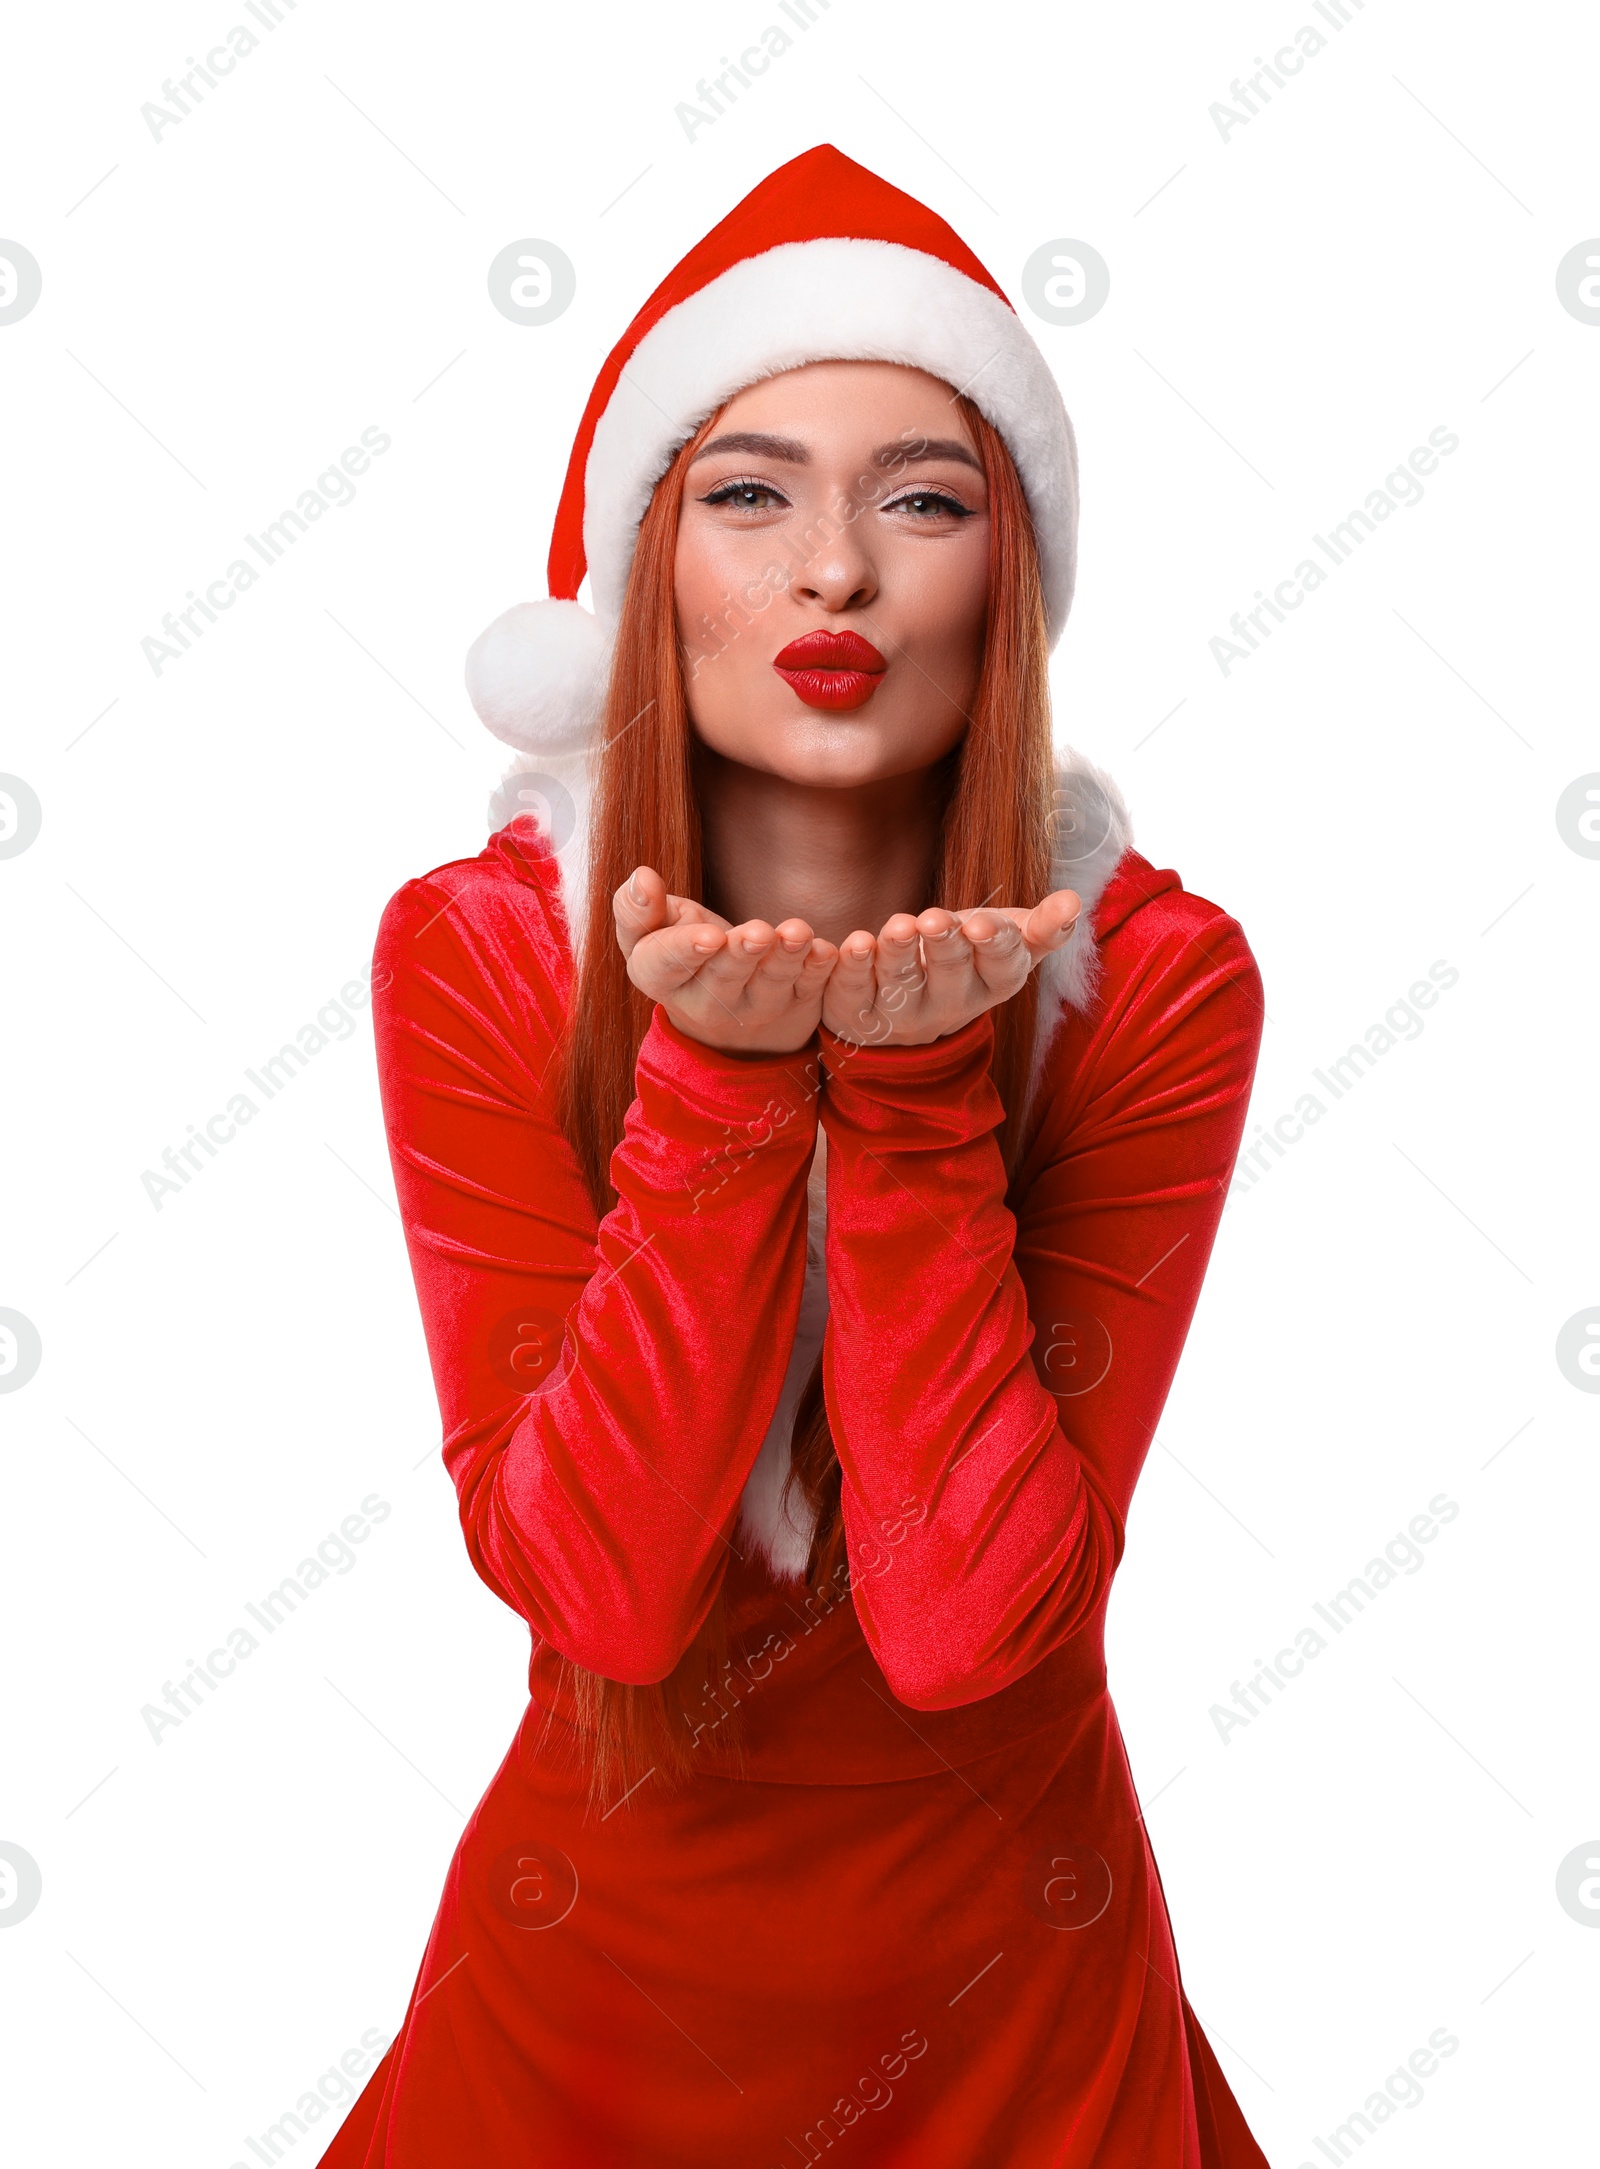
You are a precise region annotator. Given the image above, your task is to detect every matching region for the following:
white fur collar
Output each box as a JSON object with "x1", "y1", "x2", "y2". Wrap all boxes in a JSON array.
[{"x1": 1021, "y1": 743, "x2": 1133, "y2": 1124}]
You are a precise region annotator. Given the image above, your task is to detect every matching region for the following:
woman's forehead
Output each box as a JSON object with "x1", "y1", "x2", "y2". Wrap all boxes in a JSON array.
[{"x1": 705, "y1": 360, "x2": 978, "y2": 454}]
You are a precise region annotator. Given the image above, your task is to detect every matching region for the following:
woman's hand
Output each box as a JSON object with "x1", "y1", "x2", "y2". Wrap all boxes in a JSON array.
[
  {"x1": 613, "y1": 866, "x2": 839, "y2": 1056},
  {"x1": 819, "y1": 894, "x2": 1082, "y2": 1047}
]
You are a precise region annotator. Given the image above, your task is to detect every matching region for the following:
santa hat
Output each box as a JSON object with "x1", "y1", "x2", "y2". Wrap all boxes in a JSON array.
[
  {"x1": 468, "y1": 145, "x2": 1132, "y2": 1072},
  {"x1": 465, "y1": 142, "x2": 1079, "y2": 763}
]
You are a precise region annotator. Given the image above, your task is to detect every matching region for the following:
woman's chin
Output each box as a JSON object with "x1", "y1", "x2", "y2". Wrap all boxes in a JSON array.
[{"x1": 693, "y1": 702, "x2": 965, "y2": 789}]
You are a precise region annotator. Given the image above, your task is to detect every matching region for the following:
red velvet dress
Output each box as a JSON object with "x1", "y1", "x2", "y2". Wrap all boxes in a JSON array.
[{"x1": 323, "y1": 816, "x2": 1269, "y2": 2167}]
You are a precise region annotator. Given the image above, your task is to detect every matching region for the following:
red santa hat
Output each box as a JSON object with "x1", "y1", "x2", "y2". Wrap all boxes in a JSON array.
[{"x1": 465, "y1": 143, "x2": 1079, "y2": 757}]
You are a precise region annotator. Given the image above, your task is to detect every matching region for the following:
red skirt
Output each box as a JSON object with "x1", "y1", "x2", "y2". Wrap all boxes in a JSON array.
[{"x1": 320, "y1": 1602, "x2": 1265, "y2": 2168}]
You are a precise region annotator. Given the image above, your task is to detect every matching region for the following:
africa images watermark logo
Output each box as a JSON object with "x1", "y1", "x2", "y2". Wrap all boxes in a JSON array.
[
  {"x1": 1210, "y1": 427, "x2": 1459, "y2": 676},
  {"x1": 673, "y1": 0, "x2": 834, "y2": 142},
  {"x1": 139, "y1": 0, "x2": 302, "y2": 142},
  {"x1": 140, "y1": 427, "x2": 391, "y2": 677},
  {"x1": 139, "y1": 1492, "x2": 392, "y2": 1745},
  {"x1": 140, "y1": 963, "x2": 390, "y2": 1209},
  {"x1": 1208, "y1": 0, "x2": 1371, "y2": 145},
  {"x1": 1209, "y1": 1491, "x2": 1460, "y2": 1745},
  {"x1": 1224, "y1": 959, "x2": 1460, "y2": 1208}
]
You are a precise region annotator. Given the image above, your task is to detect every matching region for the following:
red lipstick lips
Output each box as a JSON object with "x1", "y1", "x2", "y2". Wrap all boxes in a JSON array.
[{"x1": 772, "y1": 629, "x2": 888, "y2": 711}]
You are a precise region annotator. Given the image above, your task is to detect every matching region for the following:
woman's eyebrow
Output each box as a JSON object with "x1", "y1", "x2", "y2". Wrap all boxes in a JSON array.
[
  {"x1": 877, "y1": 436, "x2": 982, "y2": 473},
  {"x1": 692, "y1": 430, "x2": 810, "y2": 463},
  {"x1": 689, "y1": 430, "x2": 983, "y2": 473}
]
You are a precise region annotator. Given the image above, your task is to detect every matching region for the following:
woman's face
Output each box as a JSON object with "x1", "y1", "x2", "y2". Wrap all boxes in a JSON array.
[{"x1": 673, "y1": 361, "x2": 990, "y2": 788}]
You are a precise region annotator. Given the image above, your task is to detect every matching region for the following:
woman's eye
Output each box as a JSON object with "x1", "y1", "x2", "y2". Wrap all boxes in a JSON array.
[
  {"x1": 885, "y1": 489, "x2": 974, "y2": 520},
  {"x1": 702, "y1": 480, "x2": 788, "y2": 511}
]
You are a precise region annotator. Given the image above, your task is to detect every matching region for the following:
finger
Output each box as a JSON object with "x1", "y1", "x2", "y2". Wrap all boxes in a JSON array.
[
  {"x1": 626, "y1": 919, "x2": 726, "y2": 998},
  {"x1": 746, "y1": 917, "x2": 817, "y2": 994},
  {"x1": 875, "y1": 911, "x2": 925, "y2": 1002},
  {"x1": 1020, "y1": 889, "x2": 1082, "y2": 962},
  {"x1": 960, "y1": 909, "x2": 1029, "y2": 995},
  {"x1": 828, "y1": 931, "x2": 878, "y2": 1032},
  {"x1": 772, "y1": 933, "x2": 839, "y2": 1015},
  {"x1": 613, "y1": 866, "x2": 670, "y2": 959},
  {"x1": 694, "y1": 918, "x2": 778, "y2": 999},
  {"x1": 796, "y1": 937, "x2": 839, "y2": 993},
  {"x1": 956, "y1": 896, "x2": 1081, "y2": 954},
  {"x1": 915, "y1": 907, "x2": 974, "y2": 987},
  {"x1": 664, "y1": 892, "x2": 731, "y2": 933},
  {"x1": 957, "y1": 906, "x2": 1022, "y2": 951}
]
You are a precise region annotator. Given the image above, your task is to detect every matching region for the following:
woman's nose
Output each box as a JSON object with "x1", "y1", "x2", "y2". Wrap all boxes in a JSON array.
[{"x1": 789, "y1": 524, "x2": 878, "y2": 614}]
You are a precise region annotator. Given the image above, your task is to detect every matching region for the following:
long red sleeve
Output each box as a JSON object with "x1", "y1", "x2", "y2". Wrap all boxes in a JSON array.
[
  {"x1": 372, "y1": 841, "x2": 823, "y2": 1683},
  {"x1": 815, "y1": 900, "x2": 1263, "y2": 1710}
]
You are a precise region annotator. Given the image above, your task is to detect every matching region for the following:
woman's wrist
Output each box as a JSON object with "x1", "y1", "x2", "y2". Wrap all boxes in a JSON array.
[
  {"x1": 823, "y1": 1002, "x2": 984, "y2": 1062},
  {"x1": 654, "y1": 1004, "x2": 820, "y2": 1066},
  {"x1": 818, "y1": 1006, "x2": 994, "y2": 1081},
  {"x1": 650, "y1": 1010, "x2": 823, "y2": 1084}
]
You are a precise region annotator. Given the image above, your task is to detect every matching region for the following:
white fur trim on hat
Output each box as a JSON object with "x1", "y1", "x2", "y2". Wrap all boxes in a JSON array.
[
  {"x1": 465, "y1": 598, "x2": 609, "y2": 756},
  {"x1": 584, "y1": 237, "x2": 1078, "y2": 645}
]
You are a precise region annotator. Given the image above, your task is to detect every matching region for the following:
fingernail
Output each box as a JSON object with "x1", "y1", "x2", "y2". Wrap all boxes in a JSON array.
[{"x1": 628, "y1": 874, "x2": 645, "y2": 906}]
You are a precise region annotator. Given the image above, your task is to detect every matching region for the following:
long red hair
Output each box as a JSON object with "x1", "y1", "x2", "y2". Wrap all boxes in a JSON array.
[{"x1": 552, "y1": 390, "x2": 1056, "y2": 1811}]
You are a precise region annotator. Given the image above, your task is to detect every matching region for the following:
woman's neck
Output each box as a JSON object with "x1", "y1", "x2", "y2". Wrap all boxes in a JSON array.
[{"x1": 693, "y1": 746, "x2": 948, "y2": 950}]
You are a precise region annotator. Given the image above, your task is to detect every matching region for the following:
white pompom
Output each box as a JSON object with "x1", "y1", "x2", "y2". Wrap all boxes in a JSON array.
[{"x1": 464, "y1": 599, "x2": 610, "y2": 756}]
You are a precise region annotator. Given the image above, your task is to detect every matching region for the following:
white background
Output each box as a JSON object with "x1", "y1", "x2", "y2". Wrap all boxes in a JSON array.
[{"x1": 2, "y1": 2, "x2": 1596, "y2": 2163}]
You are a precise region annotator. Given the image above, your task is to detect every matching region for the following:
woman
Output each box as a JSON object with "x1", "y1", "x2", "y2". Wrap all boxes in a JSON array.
[{"x1": 327, "y1": 146, "x2": 1269, "y2": 2166}]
